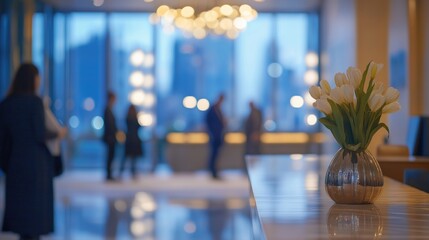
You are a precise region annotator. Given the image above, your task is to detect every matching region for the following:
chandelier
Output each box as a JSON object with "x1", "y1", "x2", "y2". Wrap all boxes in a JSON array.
[{"x1": 150, "y1": 4, "x2": 258, "y2": 39}]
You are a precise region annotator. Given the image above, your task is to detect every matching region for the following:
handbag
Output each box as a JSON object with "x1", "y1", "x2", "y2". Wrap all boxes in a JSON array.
[{"x1": 53, "y1": 154, "x2": 64, "y2": 177}]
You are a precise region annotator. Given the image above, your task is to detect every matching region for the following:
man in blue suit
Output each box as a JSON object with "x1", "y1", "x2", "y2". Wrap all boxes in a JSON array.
[
  {"x1": 205, "y1": 94, "x2": 225, "y2": 179},
  {"x1": 103, "y1": 91, "x2": 118, "y2": 181}
]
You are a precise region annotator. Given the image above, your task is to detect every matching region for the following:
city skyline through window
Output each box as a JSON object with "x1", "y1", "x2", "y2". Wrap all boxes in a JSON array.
[{"x1": 29, "y1": 11, "x2": 320, "y2": 168}]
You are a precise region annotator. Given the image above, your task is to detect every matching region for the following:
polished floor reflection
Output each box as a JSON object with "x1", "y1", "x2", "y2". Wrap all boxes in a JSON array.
[{"x1": 0, "y1": 169, "x2": 252, "y2": 240}]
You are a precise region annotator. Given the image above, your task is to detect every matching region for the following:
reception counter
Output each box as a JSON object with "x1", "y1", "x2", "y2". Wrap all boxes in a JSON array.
[
  {"x1": 166, "y1": 132, "x2": 324, "y2": 172},
  {"x1": 247, "y1": 155, "x2": 429, "y2": 239}
]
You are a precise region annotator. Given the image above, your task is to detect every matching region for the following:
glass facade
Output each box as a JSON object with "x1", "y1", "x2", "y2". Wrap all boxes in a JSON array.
[
  {"x1": 32, "y1": 13, "x2": 44, "y2": 93},
  {"x1": 1, "y1": 9, "x2": 320, "y2": 169},
  {"x1": 0, "y1": 0, "x2": 10, "y2": 96},
  {"x1": 154, "y1": 13, "x2": 320, "y2": 133}
]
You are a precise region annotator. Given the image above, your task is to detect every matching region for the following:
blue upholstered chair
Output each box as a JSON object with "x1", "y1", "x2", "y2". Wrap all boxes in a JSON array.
[
  {"x1": 376, "y1": 145, "x2": 429, "y2": 193},
  {"x1": 403, "y1": 169, "x2": 429, "y2": 193}
]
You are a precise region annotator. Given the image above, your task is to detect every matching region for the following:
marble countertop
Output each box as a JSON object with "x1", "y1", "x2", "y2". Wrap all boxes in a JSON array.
[{"x1": 246, "y1": 154, "x2": 429, "y2": 240}]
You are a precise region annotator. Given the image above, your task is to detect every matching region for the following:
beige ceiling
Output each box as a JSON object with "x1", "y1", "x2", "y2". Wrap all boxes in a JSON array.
[{"x1": 41, "y1": 0, "x2": 321, "y2": 12}]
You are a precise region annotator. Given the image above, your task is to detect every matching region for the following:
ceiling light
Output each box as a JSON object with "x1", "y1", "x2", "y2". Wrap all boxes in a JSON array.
[{"x1": 151, "y1": 4, "x2": 257, "y2": 39}]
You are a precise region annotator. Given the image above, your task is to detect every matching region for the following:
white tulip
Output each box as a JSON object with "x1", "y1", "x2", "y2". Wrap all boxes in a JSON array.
[
  {"x1": 384, "y1": 87, "x2": 400, "y2": 104},
  {"x1": 347, "y1": 67, "x2": 362, "y2": 89},
  {"x1": 368, "y1": 61, "x2": 384, "y2": 79},
  {"x1": 368, "y1": 93, "x2": 385, "y2": 112},
  {"x1": 372, "y1": 82, "x2": 385, "y2": 95},
  {"x1": 382, "y1": 101, "x2": 401, "y2": 113},
  {"x1": 313, "y1": 99, "x2": 332, "y2": 115},
  {"x1": 320, "y1": 79, "x2": 331, "y2": 95},
  {"x1": 341, "y1": 84, "x2": 355, "y2": 104},
  {"x1": 330, "y1": 87, "x2": 345, "y2": 104},
  {"x1": 309, "y1": 86, "x2": 322, "y2": 100},
  {"x1": 320, "y1": 94, "x2": 328, "y2": 99},
  {"x1": 334, "y1": 73, "x2": 348, "y2": 87}
]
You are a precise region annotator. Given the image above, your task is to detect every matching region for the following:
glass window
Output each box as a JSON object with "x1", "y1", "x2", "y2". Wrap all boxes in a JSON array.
[
  {"x1": 68, "y1": 12, "x2": 106, "y2": 138},
  {"x1": 60, "y1": 13, "x2": 107, "y2": 168},
  {"x1": 237, "y1": 13, "x2": 320, "y2": 132},
  {"x1": 47, "y1": 11, "x2": 320, "y2": 169},
  {"x1": 53, "y1": 13, "x2": 66, "y2": 122},
  {"x1": 156, "y1": 13, "x2": 320, "y2": 133},
  {"x1": 109, "y1": 13, "x2": 155, "y2": 133},
  {"x1": 32, "y1": 13, "x2": 44, "y2": 92},
  {"x1": 156, "y1": 30, "x2": 235, "y2": 132},
  {"x1": 0, "y1": 2, "x2": 10, "y2": 96}
]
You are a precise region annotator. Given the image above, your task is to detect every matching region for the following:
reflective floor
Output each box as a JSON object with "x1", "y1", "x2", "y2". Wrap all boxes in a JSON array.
[{"x1": 0, "y1": 168, "x2": 252, "y2": 240}]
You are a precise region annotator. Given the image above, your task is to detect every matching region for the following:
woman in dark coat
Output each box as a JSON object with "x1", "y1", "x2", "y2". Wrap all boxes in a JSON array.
[
  {"x1": 0, "y1": 63, "x2": 56, "y2": 240},
  {"x1": 244, "y1": 101, "x2": 263, "y2": 155},
  {"x1": 120, "y1": 105, "x2": 143, "y2": 178}
]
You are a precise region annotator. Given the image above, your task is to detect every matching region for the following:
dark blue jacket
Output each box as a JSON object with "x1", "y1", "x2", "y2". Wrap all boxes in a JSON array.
[
  {"x1": 102, "y1": 106, "x2": 117, "y2": 144},
  {"x1": 0, "y1": 94, "x2": 54, "y2": 235},
  {"x1": 205, "y1": 105, "x2": 225, "y2": 142}
]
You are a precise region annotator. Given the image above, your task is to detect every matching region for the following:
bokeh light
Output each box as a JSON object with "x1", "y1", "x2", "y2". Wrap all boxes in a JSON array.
[
  {"x1": 142, "y1": 74, "x2": 154, "y2": 88},
  {"x1": 153, "y1": 4, "x2": 257, "y2": 39},
  {"x1": 197, "y1": 98, "x2": 210, "y2": 111},
  {"x1": 264, "y1": 120, "x2": 276, "y2": 131},
  {"x1": 233, "y1": 17, "x2": 247, "y2": 29},
  {"x1": 93, "y1": 0, "x2": 104, "y2": 7},
  {"x1": 129, "y1": 71, "x2": 144, "y2": 87},
  {"x1": 69, "y1": 115, "x2": 80, "y2": 128},
  {"x1": 305, "y1": 52, "x2": 319, "y2": 68},
  {"x1": 183, "y1": 96, "x2": 197, "y2": 108},
  {"x1": 142, "y1": 93, "x2": 155, "y2": 108},
  {"x1": 138, "y1": 112, "x2": 155, "y2": 126},
  {"x1": 290, "y1": 96, "x2": 304, "y2": 108},
  {"x1": 131, "y1": 206, "x2": 145, "y2": 219},
  {"x1": 291, "y1": 154, "x2": 303, "y2": 160},
  {"x1": 181, "y1": 6, "x2": 195, "y2": 18},
  {"x1": 306, "y1": 114, "x2": 318, "y2": 126},
  {"x1": 83, "y1": 97, "x2": 95, "y2": 111},
  {"x1": 304, "y1": 70, "x2": 319, "y2": 85},
  {"x1": 129, "y1": 90, "x2": 145, "y2": 106},
  {"x1": 267, "y1": 63, "x2": 283, "y2": 78},
  {"x1": 143, "y1": 53, "x2": 155, "y2": 68},
  {"x1": 130, "y1": 49, "x2": 145, "y2": 66},
  {"x1": 114, "y1": 200, "x2": 127, "y2": 212},
  {"x1": 131, "y1": 221, "x2": 146, "y2": 236},
  {"x1": 91, "y1": 116, "x2": 104, "y2": 130}
]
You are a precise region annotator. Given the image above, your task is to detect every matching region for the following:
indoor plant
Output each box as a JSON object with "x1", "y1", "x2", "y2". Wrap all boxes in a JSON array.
[{"x1": 310, "y1": 61, "x2": 401, "y2": 204}]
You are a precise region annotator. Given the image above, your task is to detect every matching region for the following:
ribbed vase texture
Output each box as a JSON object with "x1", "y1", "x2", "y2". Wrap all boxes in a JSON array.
[
  {"x1": 325, "y1": 148, "x2": 384, "y2": 204},
  {"x1": 327, "y1": 204, "x2": 383, "y2": 238}
]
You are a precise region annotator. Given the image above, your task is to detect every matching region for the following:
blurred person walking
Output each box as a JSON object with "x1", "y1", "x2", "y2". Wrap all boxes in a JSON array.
[
  {"x1": 102, "y1": 91, "x2": 118, "y2": 181},
  {"x1": 120, "y1": 104, "x2": 143, "y2": 179},
  {"x1": 205, "y1": 94, "x2": 225, "y2": 179},
  {"x1": 0, "y1": 63, "x2": 65, "y2": 240},
  {"x1": 244, "y1": 101, "x2": 263, "y2": 155}
]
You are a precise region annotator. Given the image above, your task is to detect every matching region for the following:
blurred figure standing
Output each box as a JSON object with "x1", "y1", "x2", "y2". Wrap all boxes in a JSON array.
[
  {"x1": 245, "y1": 101, "x2": 263, "y2": 155},
  {"x1": 102, "y1": 91, "x2": 118, "y2": 181},
  {"x1": 120, "y1": 105, "x2": 143, "y2": 179},
  {"x1": 0, "y1": 63, "x2": 65, "y2": 240},
  {"x1": 205, "y1": 94, "x2": 225, "y2": 179}
]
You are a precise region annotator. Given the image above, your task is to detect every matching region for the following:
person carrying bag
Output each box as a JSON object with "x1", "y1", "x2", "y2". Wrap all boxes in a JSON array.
[{"x1": 44, "y1": 97, "x2": 67, "y2": 177}]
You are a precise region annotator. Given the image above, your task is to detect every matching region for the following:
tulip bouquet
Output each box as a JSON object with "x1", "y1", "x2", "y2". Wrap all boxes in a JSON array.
[{"x1": 309, "y1": 61, "x2": 401, "y2": 152}]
